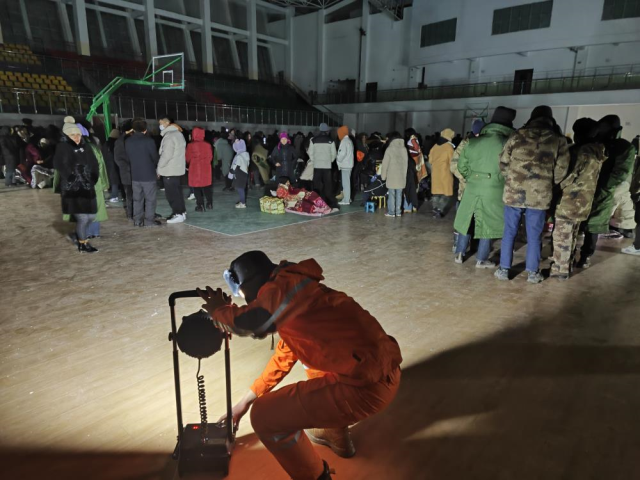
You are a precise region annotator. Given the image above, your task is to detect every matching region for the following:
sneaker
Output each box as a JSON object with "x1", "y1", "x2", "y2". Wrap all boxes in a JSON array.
[
  {"x1": 78, "y1": 242, "x2": 98, "y2": 253},
  {"x1": 37, "y1": 180, "x2": 47, "y2": 189},
  {"x1": 195, "y1": 205, "x2": 205, "y2": 212},
  {"x1": 109, "y1": 197, "x2": 119, "y2": 203},
  {"x1": 235, "y1": 203, "x2": 246, "y2": 209},
  {"x1": 306, "y1": 427, "x2": 355, "y2": 458},
  {"x1": 167, "y1": 213, "x2": 186, "y2": 223},
  {"x1": 454, "y1": 253, "x2": 463, "y2": 264},
  {"x1": 621, "y1": 245, "x2": 640, "y2": 256},
  {"x1": 432, "y1": 210, "x2": 443, "y2": 219},
  {"x1": 338, "y1": 201, "x2": 350, "y2": 205},
  {"x1": 494, "y1": 267, "x2": 509, "y2": 281},
  {"x1": 527, "y1": 271, "x2": 544, "y2": 284},
  {"x1": 600, "y1": 230, "x2": 624, "y2": 239},
  {"x1": 575, "y1": 257, "x2": 591, "y2": 269},
  {"x1": 385, "y1": 213, "x2": 395, "y2": 218},
  {"x1": 330, "y1": 207, "x2": 340, "y2": 213},
  {"x1": 187, "y1": 193, "x2": 196, "y2": 200},
  {"x1": 550, "y1": 272, "x2": 569, "y2": 281},
  {"x1": 476, "y1": 260, "x2": 496, "y2": 269}
]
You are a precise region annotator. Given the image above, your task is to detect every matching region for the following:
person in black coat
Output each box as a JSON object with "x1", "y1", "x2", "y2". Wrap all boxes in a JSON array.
[
  {"x1": 53, "y1": 123, "x2": 100, "y2": 253},
  {"x1": 114, "y1": 120, "x2": 133, "y2": 219},
  {"x1": 270, "y1": 132, "x2": 298, "y2": 183},
  {"x1": 1, "y1": 126, "x2": 20, "y2": 186}
]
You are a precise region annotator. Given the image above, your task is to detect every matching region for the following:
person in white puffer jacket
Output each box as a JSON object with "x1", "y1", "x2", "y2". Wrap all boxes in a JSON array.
[{"x1": 336, "y1": 125, "x2": 354, "y2": 205}]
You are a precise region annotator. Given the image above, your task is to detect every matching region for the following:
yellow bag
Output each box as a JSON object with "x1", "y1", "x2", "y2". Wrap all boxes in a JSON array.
[{"x1": 260, "y1": 196, "x2": 286, "y2": 214}]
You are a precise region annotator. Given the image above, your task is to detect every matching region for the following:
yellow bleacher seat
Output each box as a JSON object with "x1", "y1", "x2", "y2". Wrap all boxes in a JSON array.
[{"x1": 65, "y1": 85, "x2": 72, "y2": 92}]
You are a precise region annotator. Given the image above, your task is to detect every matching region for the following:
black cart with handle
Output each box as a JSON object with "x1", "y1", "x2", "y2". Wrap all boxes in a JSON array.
[{"x1": 168, "y1": 290, "x2": 235, "y2": 477}]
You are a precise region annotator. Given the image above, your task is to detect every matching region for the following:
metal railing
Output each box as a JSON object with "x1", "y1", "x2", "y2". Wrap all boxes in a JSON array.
[
  {"x1": 315, "y1": 70, "x2": 640, "y2": 105},
  {"x1": 0, "y1": 87, "x2": 339, "y2": 127}
]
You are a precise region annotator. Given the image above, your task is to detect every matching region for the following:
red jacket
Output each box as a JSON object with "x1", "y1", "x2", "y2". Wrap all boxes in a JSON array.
[
  {"x1": 186, "y1": 128, "x2": 213, "y2": 187},
  {"x1": 214, "y1": 259, "x2": 402, "y2": 389}
]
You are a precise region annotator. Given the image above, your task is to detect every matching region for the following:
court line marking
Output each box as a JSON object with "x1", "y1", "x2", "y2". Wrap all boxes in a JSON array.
[{"x1": 185, "y1": 209, "x2": 363, "y2": 237}]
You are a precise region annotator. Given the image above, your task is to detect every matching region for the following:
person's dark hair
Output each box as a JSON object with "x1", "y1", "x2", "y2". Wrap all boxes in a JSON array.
[
  {"x1": 132, "y1": 118, "x2": 147, "y2": 133},
  {"x1": 159, "y1": 115, "x2": 173, "y2": 123},
  {"x1": 220, "y1": 130, "x2": 229, "y2": 140},
  {"x1": 121, "y1": 119, "x2": 133, "y2": 133},
  {"x1": 386, "y1": 131, "x2": 402, "y2": 142}
]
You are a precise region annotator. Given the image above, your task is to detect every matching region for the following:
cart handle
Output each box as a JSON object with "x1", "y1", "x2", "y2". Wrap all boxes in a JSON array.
[{"x1": 169, "y1": 290, "x2": 201, "y2": 307}]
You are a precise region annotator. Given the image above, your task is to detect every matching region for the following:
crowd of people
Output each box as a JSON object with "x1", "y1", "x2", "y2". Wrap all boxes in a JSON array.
[{"x1": 1, "y1": 108, "x2": 638, "y2": 278}]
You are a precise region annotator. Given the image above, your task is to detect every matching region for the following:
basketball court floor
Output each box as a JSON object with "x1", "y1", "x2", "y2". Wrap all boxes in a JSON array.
[{"x1": 1, "y1": 183, "x2": 639, "y2": 480}]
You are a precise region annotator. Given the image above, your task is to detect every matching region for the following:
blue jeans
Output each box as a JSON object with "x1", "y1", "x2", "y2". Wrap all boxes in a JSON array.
[
  {"x1": 236, "y1": 187, "x2": 246, "y2": 204},
  {"x1": 456, "y1": 235, "x2": 491, "y2": 261},
  {"x1": 499, "y1": 206, "x2": 546, "y2": 272},
  {"x1": 388, "y1": 189, "x2": 402, "y2": 215},
  {"x1": 87, "y1": 221, "x2": 100, "y2": 237}
]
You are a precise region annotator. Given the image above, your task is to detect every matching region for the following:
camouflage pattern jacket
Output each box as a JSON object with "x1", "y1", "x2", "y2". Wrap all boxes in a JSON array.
[
  {"x1": 499, "y1": 118, "x2": 570, "y2": 210},
  {"x1": 555, "y1": 143, "x2": 607, "y2": 221},
  {"x1": 630, "y1": 153, "x2": 640, "y2": 202},
  {"x1": 451, "y1": 138, "x2": 469, "y2": 201}
]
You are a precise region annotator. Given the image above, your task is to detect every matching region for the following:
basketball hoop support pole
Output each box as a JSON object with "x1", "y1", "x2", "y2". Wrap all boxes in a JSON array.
[{"x1": 86, "y1": 55, "x2": 183, "y2": 137}]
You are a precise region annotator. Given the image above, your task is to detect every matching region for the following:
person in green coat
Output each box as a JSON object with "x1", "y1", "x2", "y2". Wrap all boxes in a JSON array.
[
  {"x1": 577, "y1": 115, "x2": 636, "y2": 268},
  {"x1": 453, "y1": 107, "x2": 516, "y2": 268}
]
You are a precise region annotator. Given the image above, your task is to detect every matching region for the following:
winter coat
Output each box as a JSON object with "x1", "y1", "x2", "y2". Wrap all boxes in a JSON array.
[
  {"x1": 555, "y1": 143, "x2": 607, "y2": 221},
  {"x1": 0, "y1": 127, "x2": 19, "y2": 170},
  {"x1": 214, "y1": 138, "x2": 234, "y2": 176},
  {"x1": 157, "y1": 124, "x2": 186, "y2": 177},
  {"x1": 453, "y1": 123, "x2": 514, "y2": 238},
  {"x1": 53, "y1": 137, "x2": 99, "y2": 215},
  {"x1": 186, "y1": 127, "x2": 213, "y2": 187},
  {"x1": 429, "y1": 140, "x2": 455, "y2": 196},
  {"x1": 381, "y1": 139, "x2": 408, "y2": 189},
  {"x1": 407, "y1": 136, "x2": 427, "y2": 182},
  {"x1": 251, "y1": 143, "x2": 271, "y2": 183},
  {"x1": 113, "y1": 134, "x2": 132, "y2": 185},
  {"x1": 308, "y1": 133, "x2": 336, "y2": 170},
  {"x1": 336, "y1": 136, "x2": 354, "y2": 170},
  {"x1": 499, "y1": 118, "x2": 570, "y2": 210},
  {"x1": 126, "y1": 132, "x2": 159, "y2": 183},
  {"x1": 451, "y1": 138, "x2": 470, "y2": 201},
  {"x1": 231, "y1": 151, "x2": 250, "y2": 189},
  {"x1": 586, "y1": 138, "x2": 636, "y2": 233},
  {"x1": 271, "y1": 143, "x2": 298, "y2": 181}
]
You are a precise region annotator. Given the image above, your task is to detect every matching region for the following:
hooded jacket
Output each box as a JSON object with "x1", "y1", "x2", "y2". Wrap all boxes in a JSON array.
[
  {"x1": 186, "y1": 127, "x2": 213, "y2": 187},
  {"x1": 308, "y1": 132, "x2": 336, "y2": 170},
  {"x1": 336, "y1": 127, "x2": 354, "y2": 170},
  {"x1": 214, "y1": 137, "x2": 235, "y2": 176},
  {"x1": 213, "y1": 259, "x2": 402, "y2": 391},
  {"x1": 499, "y1": 117, "x2": 571, "y2": 210},
  {"x1": 158, "y1": 124, "x2": 186, "y2": 177},
  {"x1": 381, "y1": 138, "x2": 408, "y2": 189},
  {"x1": 429, "y1": 138, "x2": 456, "y2": 196}
]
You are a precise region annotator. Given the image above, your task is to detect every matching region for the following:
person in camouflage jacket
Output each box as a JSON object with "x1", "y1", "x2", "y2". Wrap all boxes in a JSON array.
[
  {"x1": 495, "y1": 106, "x2": 571, "y2": 284},
  {"x1": 621, "y1": 145, "x2": 640, "y2": 255},
  {"x1": 577, "y1": 115, "x2": 637, "y2": 267},
  {"x1": 550, "y1": 118, "x2": 607, "y2": 279}
]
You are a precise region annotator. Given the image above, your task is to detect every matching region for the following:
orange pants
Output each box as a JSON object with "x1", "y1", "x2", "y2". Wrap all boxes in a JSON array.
[{"x1": 250, "y1": 367, "x2": 401, "y2": 480}]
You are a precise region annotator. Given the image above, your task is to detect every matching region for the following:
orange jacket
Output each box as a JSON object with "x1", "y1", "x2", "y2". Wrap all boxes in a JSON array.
[{"x1": 214, "y1": 259, "x2": 402, "y2": 389}]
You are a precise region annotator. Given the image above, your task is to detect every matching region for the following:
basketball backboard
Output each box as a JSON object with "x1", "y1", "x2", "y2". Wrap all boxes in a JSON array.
[{"x1": 151, "y1": 53, "x2": 185, "y2": 90}]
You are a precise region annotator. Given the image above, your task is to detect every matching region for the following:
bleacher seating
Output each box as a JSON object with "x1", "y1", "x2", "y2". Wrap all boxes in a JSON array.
[{"x1": 0, "y1": 43, "x2": 41, "y2": 65}]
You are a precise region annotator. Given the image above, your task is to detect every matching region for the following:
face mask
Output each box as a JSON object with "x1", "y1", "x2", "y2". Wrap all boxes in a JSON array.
[{"x1": 159, "y1": 125, "x2": 165, "y2": 131}]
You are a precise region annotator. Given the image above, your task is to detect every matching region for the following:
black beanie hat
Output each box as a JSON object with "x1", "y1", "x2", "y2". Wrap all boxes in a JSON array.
[
  {"x1": 530, "y1": 105, "x2": 554, "y2": 121},
  {"x1": 572, "y1": 118, "x2": 597, "y2": 144},
  {"x1": 490, "y1": 106, "x2": 517, "y2": 127}
]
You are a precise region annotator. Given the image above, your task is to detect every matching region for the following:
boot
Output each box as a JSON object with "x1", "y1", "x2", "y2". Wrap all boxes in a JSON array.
[
  {"x1": 316, "y1": 460, "x2": 333, "y2": 480},
  {"x1": 78, "y1": 241, "x2": 98, "y2": 253},
  {"x1": 306, "y1": 427, "x2": 356, "y2": 458}
]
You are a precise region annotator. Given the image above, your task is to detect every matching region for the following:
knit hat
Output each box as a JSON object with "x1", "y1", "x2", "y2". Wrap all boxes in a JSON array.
[
  {"x1": 278, "y1": 131, "x2": 290, "y2": 150},
  {"x1": 62, "y1": 122, "x2": 81, "y2": 137},
  {"x1": 63, "y1": 116, "x2": 76, "y2": 125},
  {"x1": 529, "y1": 105, "x2": 554, "y2": 121},
  {"x1": 471, "y1": 119, "x2": 485, "y2": 135},
  {"x1": 109, "y1": 128, "x2": 120, "y2": 139},
  {"x1": 319, "y1": 122, "x2": 329, "y2": 132},
  {"x1": 490, "y1": 106, "x2": 517, "y2": 127},
  {"x1": 233, "y1": 139, "x2": 246, "y2": 153},
  {"x1": 440, "y1": 128, "x2": 455, "y2": 141}
]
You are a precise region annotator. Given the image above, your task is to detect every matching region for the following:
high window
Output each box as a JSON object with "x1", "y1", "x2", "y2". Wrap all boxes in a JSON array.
[
  {"x1": 492, "y1": 1, "x2": 553, "y2": 35},
  {"x1": 602, "y1": 0, "x2": 640, "y2": 20},
  {"x1": 420, "y1": 18, "x2": 457, "y2": 48}
]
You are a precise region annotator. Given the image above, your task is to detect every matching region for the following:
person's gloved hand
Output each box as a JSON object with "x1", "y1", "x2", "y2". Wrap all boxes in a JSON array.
[{"x1": 197, "y1": 286, "x2": 232, "y2": 317}]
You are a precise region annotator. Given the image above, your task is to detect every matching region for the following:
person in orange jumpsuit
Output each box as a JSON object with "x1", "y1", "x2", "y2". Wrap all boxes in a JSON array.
[{"x1": 198, "y1": 251, "x2": 402, "y2": 480}]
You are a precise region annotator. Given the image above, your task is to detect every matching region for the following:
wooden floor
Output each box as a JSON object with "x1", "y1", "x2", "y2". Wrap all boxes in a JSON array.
[{"x1": 1, "y1": 185, "x2": 640, "y2": 480}]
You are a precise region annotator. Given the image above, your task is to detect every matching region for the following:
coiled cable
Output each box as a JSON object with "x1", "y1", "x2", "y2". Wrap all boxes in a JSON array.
[{"x1": 196, "y1": 359, "x2": 208, "y2": 439}]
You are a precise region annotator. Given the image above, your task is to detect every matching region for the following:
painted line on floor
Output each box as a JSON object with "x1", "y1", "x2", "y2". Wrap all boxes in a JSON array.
[{"x1": 185, "y1": 209, "x2": 364, "y2": 237}]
